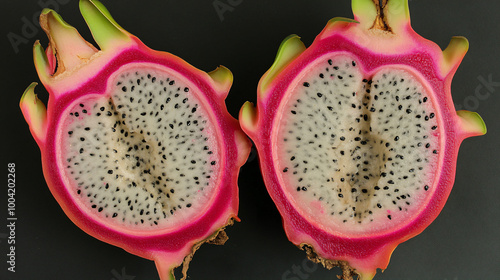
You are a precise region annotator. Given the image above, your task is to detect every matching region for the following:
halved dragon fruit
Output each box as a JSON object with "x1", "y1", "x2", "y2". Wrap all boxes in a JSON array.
[
  {"x1": 240, "y1": 0, "x2": 486, "y2": 279},
  {"x1": 20, "y1": 1, "x2": 250, "y2": 279}
]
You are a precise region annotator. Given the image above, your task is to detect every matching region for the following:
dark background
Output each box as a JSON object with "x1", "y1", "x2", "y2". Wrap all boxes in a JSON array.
[{"x1": 1, "y1": 0, "x2": 499, "y2": 279}]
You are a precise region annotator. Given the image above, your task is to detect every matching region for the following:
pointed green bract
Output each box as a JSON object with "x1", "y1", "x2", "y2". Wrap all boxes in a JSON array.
[
  {"x1": 327, "y1": 17, "x2": 359, "y2": 26},
  {"x1": 33, "y1": 41, "x2": 51, "y2": 80},
  {"x1": 260, "y1": 35, "x2": 306, "y2": 95},
  {"x1": 352, "y1": 0, "x2": 377, "y2": 29},
  {"x1": 239, "y1": 101, "x2": 258, "y2": 135},
  {"x1": 20, "y1": 83, "x2": 47, "y2": 141},
  {"x1": 79, "y1": 0, "x2": 130, "y2": 50},
  {"x1": 208, "y1": 66, "x2": 233, "y2": 97},
  {"x1": 457, "y1": 110, "x2": 487, "y2": 136},
  {"x1": 385, "y1": 0, "x2": 410, "y2": 30},
  {"x1": 442, "y1": 36, "x2": 469, "y2": 76},
  {"x1": 319, "y1": 17, "x2": 359, "y2": 40},
  {"x1": 41, "y1": 8, "x2": 71, "y2": 28}
]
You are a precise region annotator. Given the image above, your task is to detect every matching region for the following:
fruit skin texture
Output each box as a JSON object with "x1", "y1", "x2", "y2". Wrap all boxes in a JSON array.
[
  {"x1": 20, "y1": 1, "x2": 250, "y2": 279},
  {"x1": 240, "y1": 0, "x2": 486, "y2": 279}
]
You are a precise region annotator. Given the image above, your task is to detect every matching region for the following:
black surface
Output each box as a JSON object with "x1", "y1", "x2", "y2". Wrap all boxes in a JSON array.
[{"x1": 1, "y1": 0, "x2": 499, "y2": 279}]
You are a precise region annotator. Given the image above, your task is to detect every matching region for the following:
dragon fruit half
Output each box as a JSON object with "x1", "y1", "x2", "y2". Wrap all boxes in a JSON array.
[
  {"x1": 240, "y1": 0, "x2": 486, "y2": 279},
  {"x1": 20, "y1": 1, "x2": 250, "y2": 279}
]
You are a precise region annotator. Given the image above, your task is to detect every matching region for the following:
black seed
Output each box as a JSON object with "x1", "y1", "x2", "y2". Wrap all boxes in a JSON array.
[
  {"x1": 211, "y1": 161, "x2": 216, "y2": 165},
  {"x1": 303, "y1": 82, "x2": 310, "y2": 87},
  {"x1": 387, "y1": 215, "x2": 392, "y2": 220},
  {"x1": 394, "y1": 136, "x2": 400, "y2": 141},
  {"x1": 108, "y1": 170, "x2": 113, "y2": 174},
  {"x1": 424, "y1": 185, "x2": 429, "y2": 191},
  {"x1": 317, "y1": 92, "x2": 323, "y2": 98},
  {"x1": 283, "y1": 168, "x2": 288, "y2": 172},
  {"x1": 430, "y1": 113, "x2": 435, "y2": 118},
  {"x1": 377, "y1": 203, "x2": 382, "y2": 208},
  {"x1": 431, "y1": 126, "x2": 438, "y2": 130},
  {"x1": 291, "y1": 110, "x2": 297, "y2": 115}
]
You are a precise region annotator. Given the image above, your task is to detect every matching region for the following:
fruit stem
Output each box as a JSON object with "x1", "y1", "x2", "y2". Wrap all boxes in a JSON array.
[{"x1": 372, "y1": 0, "x2": 392, "y2": 32}]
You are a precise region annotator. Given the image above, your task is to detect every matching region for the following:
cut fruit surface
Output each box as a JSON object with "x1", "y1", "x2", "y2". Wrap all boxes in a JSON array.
[
  {"x1": 60, "y1": 64, "x2": 221, "y2": 231},
  {"x1": 275, "y1": 55, "x2": 440, "y2": 235}
]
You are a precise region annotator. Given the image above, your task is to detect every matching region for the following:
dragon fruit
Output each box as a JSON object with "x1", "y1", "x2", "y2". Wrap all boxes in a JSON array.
[
  {"x1": 240, "y1": 0, "x2": 486, "y2": 279},
  {"x1": 19, "y1": 1, "x2": 250, "y2": 279}
]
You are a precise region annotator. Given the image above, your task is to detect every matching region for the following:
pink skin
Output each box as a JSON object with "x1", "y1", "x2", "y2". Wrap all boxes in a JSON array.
[
  {"x1": 240, "y1": 3, "x2": 485, "y2": 279},
  {"x1": 21, "y1": 5, "x2": 251, "y2": 278}
]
